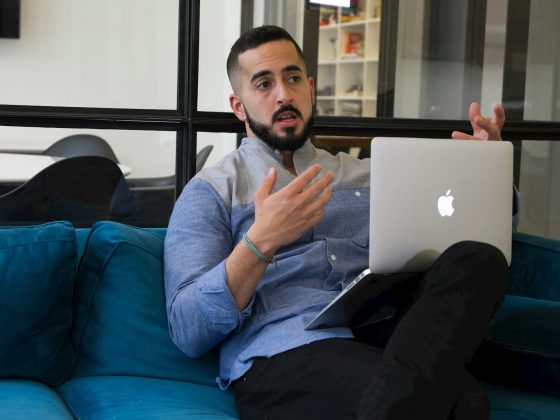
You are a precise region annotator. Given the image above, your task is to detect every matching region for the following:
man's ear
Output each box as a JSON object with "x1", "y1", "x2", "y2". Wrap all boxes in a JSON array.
[
  {"x1": 308, "y1": 76, "x2": 316, "y2": 107},
  {"x1": 229, "y1": 93, "x2": 247, "y2": 122}
]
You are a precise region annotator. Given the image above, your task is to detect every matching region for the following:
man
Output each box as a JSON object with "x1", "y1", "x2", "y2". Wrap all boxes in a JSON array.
[{"x1": 164, "y1": 25, "x2": 511, "y2": 419}]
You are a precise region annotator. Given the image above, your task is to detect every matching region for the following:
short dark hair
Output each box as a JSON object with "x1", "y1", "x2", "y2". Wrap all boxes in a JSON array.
[{"x1": 226, "y1": 25, "x2": 306, "y2": 83}]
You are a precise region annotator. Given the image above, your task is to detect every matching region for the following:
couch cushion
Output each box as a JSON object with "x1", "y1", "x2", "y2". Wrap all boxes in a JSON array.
[
  {"x1": 59, "y1": 376, "x2": 238, "y2": 419},
  {"x1": 486, "y1": 383, "x2": 560, "y2": 420},
  {"x1": 472, "y1": 294, "x2": 560, "y2": 397},
  {"x1": 509, "y1": 232, "x2": 560, "y2": 301},
  {"x1": 0, "y1": 222, "x2": 76, "y2": 386},
  {"x1": 0, "y1": 379, "x2": 74, "y2": 419},
  {"x1": 71, "y1": 221, "x2": 219, "y2": 386}
]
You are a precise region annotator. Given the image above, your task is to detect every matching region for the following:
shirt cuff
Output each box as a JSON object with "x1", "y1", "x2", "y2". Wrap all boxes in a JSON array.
[{"x1": 195, "y1": 260, "x2": 254, "y2": 328}]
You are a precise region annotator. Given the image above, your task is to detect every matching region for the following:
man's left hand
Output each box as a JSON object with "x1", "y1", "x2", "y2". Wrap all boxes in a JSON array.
[{"x1": 452, "y1": 102, "x2": 505, "y2": 141}]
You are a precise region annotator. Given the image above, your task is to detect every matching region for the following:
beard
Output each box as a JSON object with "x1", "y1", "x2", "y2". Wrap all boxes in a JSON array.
[{"x1": 245, "y1": 104, "x2": 313, "y2": 152}]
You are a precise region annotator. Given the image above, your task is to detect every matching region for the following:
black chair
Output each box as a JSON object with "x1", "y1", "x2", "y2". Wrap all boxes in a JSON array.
[
  {"x1": 196, "y1": 145, "x2": 213, "y2": 173},
  {"x1": 43, "y1": 134, "x2": 120, "y2": 163},
  {"x1": 115, "y1": 145, "x2": 213, "y2": 226},
  {"x1": 0, "y1": 156, "x2": 132, "y2": 227}
]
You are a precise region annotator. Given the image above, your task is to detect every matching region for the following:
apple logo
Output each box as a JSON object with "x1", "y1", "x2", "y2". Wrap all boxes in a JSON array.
[{"x1": 437, "y1": 189, "x2": 455, "y2": 217}]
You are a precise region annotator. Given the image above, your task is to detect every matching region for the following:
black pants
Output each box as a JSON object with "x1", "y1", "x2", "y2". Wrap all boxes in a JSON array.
[{"x1": 232, "y1": 241, "x2": 508, "y2": 420}]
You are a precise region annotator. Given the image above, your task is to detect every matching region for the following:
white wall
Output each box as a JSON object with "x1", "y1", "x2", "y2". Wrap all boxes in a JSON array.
[
  {"x1": 0, "y1": 0, "x2": 178, "y2": 108},
  {"x1": 196, "y1": 0, "x2": 242, "y2": 168},
  {"x1": 0, "y1": 0, "x2": 180, "y2": 178},
  {"x1": 524, "y1": 0, "x2": 560, "y2": 121},
  {"x1": 480, "y1": 0, "x2": 507, "y2": 116},
  {"x1": 518, "y1": 0, "x2": 560, "y2": 239},
  {"x1": 394, "y1": 0, "x2": 424, "y2": 118}
]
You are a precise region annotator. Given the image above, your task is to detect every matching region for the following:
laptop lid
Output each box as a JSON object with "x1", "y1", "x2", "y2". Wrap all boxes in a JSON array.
[{"x1": 369, "y1": 137, "x2": 513, "y2": 273}]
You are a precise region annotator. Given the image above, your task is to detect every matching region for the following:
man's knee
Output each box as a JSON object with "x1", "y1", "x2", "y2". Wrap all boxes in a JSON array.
[{"x1": 435, "y1": 240, "x2": 508, "y2": 299}]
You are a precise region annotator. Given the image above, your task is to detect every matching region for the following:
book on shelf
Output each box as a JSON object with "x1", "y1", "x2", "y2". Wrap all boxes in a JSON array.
[
  {"x1": 319, "y1": 7, "x2": 337, "y2": 26},
  {"x1": 342, "y1": 32, "x2": 364, "y2": 58},
  {"x1": 340, "y1": 0, "x2": 365, "y2": 22}
]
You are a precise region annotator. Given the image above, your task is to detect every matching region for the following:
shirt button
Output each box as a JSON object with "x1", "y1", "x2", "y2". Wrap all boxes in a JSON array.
[
  {"x1": 355, "y1": 191, "x2": 361, "y2": 197},
  {"x1": 330, "y1": 254, "x2": 337, "y2": 261}
]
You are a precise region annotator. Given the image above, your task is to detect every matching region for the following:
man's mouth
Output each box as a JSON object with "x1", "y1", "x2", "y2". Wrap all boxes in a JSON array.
[
  {"x1": 276, "y1": 111, "x2": 298, "y2": 123},
  {"x1": 273, "y1": 107, "x2": 302, "y2": 129}
]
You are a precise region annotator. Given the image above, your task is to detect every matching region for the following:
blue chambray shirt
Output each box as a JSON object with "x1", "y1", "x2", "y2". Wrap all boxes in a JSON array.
[
  {"x1": 163, "y1": 137, "x2": 519, "y2": 390},
  {"x1": 164, "y1": 138, "x2": 369, "y2": 389}
]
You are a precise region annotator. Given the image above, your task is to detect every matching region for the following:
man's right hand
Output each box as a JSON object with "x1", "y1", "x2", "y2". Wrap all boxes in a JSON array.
[
  {"x1": 247, "y1": 164, "x2": 334, "y2": 257},
  {"x1": 225, "y1": 164, "x2": 333, "y2": 310}
]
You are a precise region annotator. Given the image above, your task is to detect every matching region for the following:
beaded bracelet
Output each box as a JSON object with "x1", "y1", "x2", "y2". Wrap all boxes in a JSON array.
[{"x1": 242, "y1": 232, "x2": 276, "y2": 264}]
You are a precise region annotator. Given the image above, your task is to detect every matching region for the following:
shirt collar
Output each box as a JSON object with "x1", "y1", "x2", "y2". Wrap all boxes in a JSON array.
[{"x1": 240, "y1": 137, "x2": 317, "y2": 167}]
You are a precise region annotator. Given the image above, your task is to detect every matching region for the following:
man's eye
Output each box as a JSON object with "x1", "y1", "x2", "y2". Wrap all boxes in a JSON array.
[
  {"x1": 288, "y1": 76, "x2": 301, "y2": 83},
  {"x1": 256, "y1": 81, "x2": 270, "y2": 90}
]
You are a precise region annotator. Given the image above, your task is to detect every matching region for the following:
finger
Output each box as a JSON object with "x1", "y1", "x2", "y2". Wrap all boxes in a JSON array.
[
  {"x1": 254, "y1": 167, "x2": 277, "y2": 201},
  {"x1": 300, "y1": 171, "x2": 334, "y2": 201},
  {"x1": 306, "y1": 208, "x2": 327, "y2": 227},
  {"x1": 468, "y1": 102, "x2": 481, "y2": 132},
  {"x1": 451, "y1": 131, "x2": 476, "y2": 141},
  {"x1": 493, "y1": 103, "x2": 505, "y2": 129},
  {"x1": 285, "y1": 164, "x2": 323, "y2": 194},
  {"x1": 303, "y1": 186, "x2": 332, "y2": 215},
  {"x1": 475, "y1": 116, "x2": 501, "y2": 140}
]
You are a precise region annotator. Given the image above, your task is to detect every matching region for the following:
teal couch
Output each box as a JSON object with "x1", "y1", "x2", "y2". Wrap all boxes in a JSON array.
[{"x1": 1, "y1": 221, "x2": 559, "y2": 419}]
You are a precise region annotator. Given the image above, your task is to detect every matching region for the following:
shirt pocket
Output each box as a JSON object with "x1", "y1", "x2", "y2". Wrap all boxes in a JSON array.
[{"x1": 314, "y1": 188, "x2": 369, "y2": 247}]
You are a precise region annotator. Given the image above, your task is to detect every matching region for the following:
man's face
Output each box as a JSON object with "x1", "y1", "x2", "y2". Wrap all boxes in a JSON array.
[{"x1": 229, "y1": 40, "x2": 315, "y2": 151}]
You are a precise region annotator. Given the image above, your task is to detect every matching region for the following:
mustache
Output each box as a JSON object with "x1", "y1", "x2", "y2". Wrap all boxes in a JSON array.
[{"x1": 272, "y1": 104, "x2": 303, "y2": 122}]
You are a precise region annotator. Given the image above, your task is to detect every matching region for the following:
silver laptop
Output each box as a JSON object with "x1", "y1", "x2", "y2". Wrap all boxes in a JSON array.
[
  {"x1": 305, "y1": 137, "x2": 513, "y2": 330},
  {"x1": 369, "y1": 137, "x2": 512, "y2": 272}
]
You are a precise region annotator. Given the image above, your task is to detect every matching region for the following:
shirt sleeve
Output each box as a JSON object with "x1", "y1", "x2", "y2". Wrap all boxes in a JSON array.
[
  {"x1": 163, "y1": 178, "x2": 253, "y2": 358},
  {"x1": 512, "y1": 184, "x2": 520, "y2": 231}
]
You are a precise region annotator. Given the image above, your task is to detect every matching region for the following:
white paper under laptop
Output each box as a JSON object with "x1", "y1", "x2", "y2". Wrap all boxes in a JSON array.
[{"x1": 305, "y1": 137, "x2": 513, "y2": 330}]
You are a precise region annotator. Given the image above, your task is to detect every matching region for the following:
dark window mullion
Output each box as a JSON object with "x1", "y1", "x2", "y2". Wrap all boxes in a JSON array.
[
  {"x1": 180, "y1": 0, "x2": 200, "y2": 186},
  {"x1": 376, "y1": 0, "x2": 399, "y2": 118},
  {"x1": 462, "y1": 0, "x2": 487, "y2": 115},
  {"x1": 502, "y1": 0, "x2": 531, "y2": 186}
]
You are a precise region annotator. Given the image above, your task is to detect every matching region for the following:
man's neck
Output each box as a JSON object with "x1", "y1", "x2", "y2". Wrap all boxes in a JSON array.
[{"x1": 282, "y1": 151, "x2": 296, "y2": 175}]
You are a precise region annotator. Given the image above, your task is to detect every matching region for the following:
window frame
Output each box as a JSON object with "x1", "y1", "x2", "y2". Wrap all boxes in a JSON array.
[{"x1": 0, "y1": 0, "x2": 559, "y2": 215}]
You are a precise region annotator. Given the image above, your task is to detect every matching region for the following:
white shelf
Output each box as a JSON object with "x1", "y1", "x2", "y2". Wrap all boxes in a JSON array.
[
  {"x1": 337, "y1": 56, "x2": 379, "y2": 63},
  {"x1": 319, "y1": 58, "x2": 378, "y2": 65},
  {"x1": 320, "y1": 18, "x2": 380, "y2": 31},
  {"x1": 316, "y1": 0, "x2": 382, "y2": 118},
  {"x1": 336, "y1": 95, "x2": 378, "y2": 100}
]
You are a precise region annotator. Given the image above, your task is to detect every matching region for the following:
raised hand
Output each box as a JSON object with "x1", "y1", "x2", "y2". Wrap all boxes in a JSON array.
[
  {"x1": 247, "y1": 164, "x2": 334, "y2": 256},
  {"x1": 452, "y1": 102, "x2": 505, "y2": 141}
]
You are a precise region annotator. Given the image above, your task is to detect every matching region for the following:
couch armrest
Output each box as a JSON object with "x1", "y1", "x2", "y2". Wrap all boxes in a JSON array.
[
  {"x1": 472, "y1": 295, "x2": 560, "y2": 396},
  {"x1": 470, "y1": 231, "x2": 560, "y2": 395},
  {"x1": 471, "y1": 232, "x2": 560, "y2": 396},
  {"x1": 509, "y1": 232, "x2": 560, "y2": 301}
]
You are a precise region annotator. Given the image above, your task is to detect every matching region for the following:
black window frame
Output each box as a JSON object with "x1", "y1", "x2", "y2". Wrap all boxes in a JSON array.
[{"x1": 0, "y1": 0, "x2": 559, "y2": 225}]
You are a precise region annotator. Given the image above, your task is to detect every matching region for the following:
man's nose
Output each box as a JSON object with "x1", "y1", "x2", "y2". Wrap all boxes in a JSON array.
[{"x1": 276, "y1": 81, "x2": 293, "y2": 104}]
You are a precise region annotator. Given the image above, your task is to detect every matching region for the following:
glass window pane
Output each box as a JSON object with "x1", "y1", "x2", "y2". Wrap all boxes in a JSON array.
[
  {"x1": 480, "y1": 0, "x2": 507, "y2": 114},
  {"x1": 196, "y1": 132, "x2": 238, "y2": 170},
  {"x1": 0, "y1": 0, "x2": 179, "y2": 109},
  {"x1": 0, "y1": 126, "x2": 176, "y2": 227},
  {"x1": 524, "y1": 0, "x2": 560, "y2": 122},
  {"x1": 198, "y1": 0, "x2": 312, "y2": 112},
  {"x1": 197, "y1": 0, "x2": 241, "y2": 112},
  {"x1": 200, "y1": 0, "x2": 560, "y2": 123},
  {"x1": 316, "y1": 0, "x2": 381, "y2": 117},
  {"x1": 518, "y1": 140, "x2": 560, "y2": 240},
  {"x1": 394, "y1": 0, "x2": 489, "y2": 119}
]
